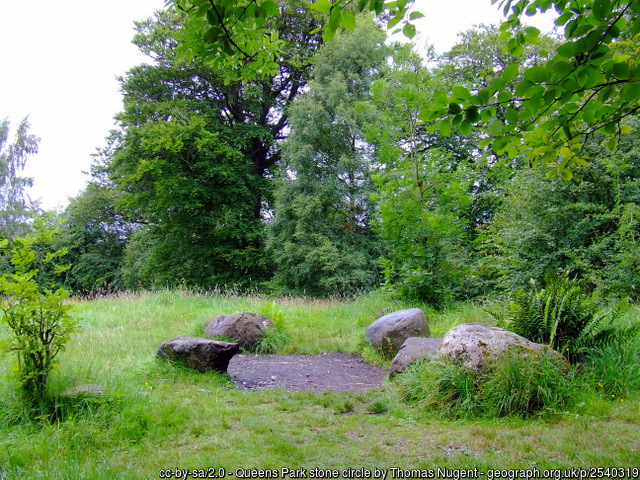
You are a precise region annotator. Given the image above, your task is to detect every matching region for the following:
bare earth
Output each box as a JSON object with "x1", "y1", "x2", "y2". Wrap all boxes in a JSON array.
[{"x1": 227, "y1": 352, "x2": 388, "y2": 393}]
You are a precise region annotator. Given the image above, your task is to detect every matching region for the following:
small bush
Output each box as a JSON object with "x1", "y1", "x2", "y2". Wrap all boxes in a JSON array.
[
  {"x1": 0, "y1": 222, "x2": 79, "y2": 412},
  {"x1": 394, "y1": 350, "x2": 578, "y2": 418}
]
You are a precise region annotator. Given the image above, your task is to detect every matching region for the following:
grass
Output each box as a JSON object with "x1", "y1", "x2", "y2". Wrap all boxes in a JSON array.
[{"x1": 0, "y1": 290, "x2": 639, "y2": 478}]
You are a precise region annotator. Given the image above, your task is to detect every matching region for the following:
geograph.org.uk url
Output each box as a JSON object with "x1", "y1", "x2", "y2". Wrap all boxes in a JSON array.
[{"x1": 157, "y1": 467, "x2": 640, "y2": 480}]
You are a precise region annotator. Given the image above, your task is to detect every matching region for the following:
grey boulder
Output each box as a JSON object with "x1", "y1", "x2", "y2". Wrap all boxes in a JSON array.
[
  {"x1": 389, "y1": 337, "x2": 443, "y2": 375},
  {"x1": 366, "y1": 308, "x2": 430, "y2": 355},
  {"x1": 157, "y1": 335, "x2": 239, "y2": 373},
  {"x1": 438, "y1": 324, "x2": 566, "y2": 370},
  {"x1": 205, "y1": 312, "x2": 274, "y2": 350}
]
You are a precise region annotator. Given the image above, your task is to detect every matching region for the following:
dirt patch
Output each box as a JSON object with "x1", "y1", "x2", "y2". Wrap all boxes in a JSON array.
[{"x1": 227, "y1": 352, "x2": 388, "y2": 393}]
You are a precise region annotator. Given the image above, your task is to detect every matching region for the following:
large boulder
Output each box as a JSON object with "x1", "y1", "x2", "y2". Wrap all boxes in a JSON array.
[
  {"x1": 204, "y1": 312, "x2": 274, "y2": 350},
  {"x1": 438, "y1": 324, "x2": 566, "y2": 370},
  {"x1": 157, "y1": 335, "x2": 239, "y2": 373},
  {"x1": 366, "y1": 308, "x2": 430, "y2": 355},
  {"x1": 389, "y1": 337, "x2": 443, "y2": 375}
]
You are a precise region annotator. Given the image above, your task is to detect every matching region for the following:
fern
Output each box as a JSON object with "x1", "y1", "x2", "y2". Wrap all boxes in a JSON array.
[{"x1": 494, "y1": 274, "x2": 638, "y2": 364}]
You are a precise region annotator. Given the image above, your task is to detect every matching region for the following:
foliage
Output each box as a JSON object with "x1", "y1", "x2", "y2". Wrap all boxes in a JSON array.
[
  {"x1": 425, "y1": 0, "x2": 640, "y2": 179},
  {"x1": 365, "y1": 45, "x2": 476, "y2": 306},
  {"x1": 1, "y1": 291, "x2": 640, "y2": 476},
  {"x1": 0, "y1": 220, "x2": 78, "y2": 406},
  {"x1": 395, "y1": 351, "x2": 578, "y2": 418},
  {"x1": 268, "y1": 17, "x2": 386, "y2": 296},
  {"x1": 0, "y1": 117, "x2": 39, "y2": 240},
  {"x1": 56, "y1": 183, "x2": 133, "y2": 294},
  {"x1": 167, "y1": 0, "x2": 640, "y2": 183},
  {"x1": 493, "y1": 273, "x2": 638, "y2": 363},
  {"x1": 584, "y1": 337, "x2": 640, "y2": 398},
  {"x1": 253, "y1": 302, "x2": 291, "y2": 354},
  {"x1": 486, "y1": 122, "x2": 640, "y2": 298},
  {"x1": 99, "y1": 7, "x2": 322, "y2": 290},
  {"x1": 110, "y1": 112, "x2": 270, "y2": 290},
  {"x1": 166, "y1": 0, "x2": 422, "y2": 80}
]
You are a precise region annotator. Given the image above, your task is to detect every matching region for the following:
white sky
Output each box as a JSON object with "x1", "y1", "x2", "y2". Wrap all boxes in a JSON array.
[{"x1": 0, "y1": 0, "x2": 553, "y2": 210}]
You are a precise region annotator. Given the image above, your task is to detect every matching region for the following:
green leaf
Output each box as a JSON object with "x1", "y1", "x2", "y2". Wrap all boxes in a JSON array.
[
  {"x1": 438, "y1": 118, "x2": 452, "y2": 136},
  {"x1": 403, "y1": 23, "x2": 416, "y2": 39},
  {"x1": 505, "y1": 108, "x2": 519, "y2": 124},
  {"x1": 262, "y1": 0, "x2": 280, "y2": 16},
  {"x1": 206, "y1": 9, "x2": 217, "y2": 25},
  {"x1": 465, "y1": 107, "x2": 480, "y2": 123},
  {"x1": 593, "y1": 0, "x2": 611, "y2": 21},
  {"x1": 409, "y1": 11, "x2": 425, "y2": 20},
  {"x1": 524, "y1": 66, "x2": 549, "y2": 83},
  {"x1": 612, "y1": 62, "x2": 630, "y2": 80},
  {"x1": 448, "y1": 102, "x2": 462, "y2": 115},
  {"x1": 488, "y1": 77, "x2": 506, "y2": 92},
  {"x1": 487, "y1": 121, "x2": 504, "y2": 136},
  {"x1": 478, "y1": 88, "x2": 491, "y2": 105},
  {"x1": 502, "y1": 63, "x2": 519, "y2": 83},
  {"x1": 431, "y1": 92, "x2": 447, "y2": 109},
  {"x1": 515, "y1": 79, "x2": 533, "y2": 96},
  {"x1": 310, "y1": 0, "x2": 334, "y2": 14},
  {"x1": 459, "y1": 120, "x2": 472, "y2": 136},
  {"x1": 559, "y1": 167, "x2": 574, "y2": 181},
  {"x1": 493, "y1": 136, "x2": 509, "y2": 153},
  {"x1": 322, "y1": 27, "x2": 336, "y2": 42},
  {"x1": 480, "y1": 108, "x2": 494, "y2": 122},
  {"x1": 203, "y1": 26, "x2": 221, "y2": 44},
  {"x1": 556, "y1": 42, "x2": 575, "y2": 58},
  {"x1": 341, "y1": 11, "x2": 356, "y2": 30},
  {"x1": 452, "y1": 86, "x2": 471, "y2": 101}
]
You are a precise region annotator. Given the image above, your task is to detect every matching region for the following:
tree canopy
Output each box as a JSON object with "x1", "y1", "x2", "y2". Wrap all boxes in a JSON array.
[{"x1": 166, "y1": 0, "x2": 640, "y2": 179}]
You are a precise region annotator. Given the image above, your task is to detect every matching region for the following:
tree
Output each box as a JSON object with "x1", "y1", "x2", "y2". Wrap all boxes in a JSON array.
[
  {"x1": 364, "y1": 44, "x2": 475, "y2": 305},
  {"x1": 268, "y1": 17, "x2": 386, "y2": 296},
  {"x1": 0, "y1": 117, "x2": 38, "y2": 239},
  {"x1": 56, "y1": 183, "x2": 133, "y2": 294},
  {"x1": 101, "y1": 7, "x2": 322, "y2": 289}
]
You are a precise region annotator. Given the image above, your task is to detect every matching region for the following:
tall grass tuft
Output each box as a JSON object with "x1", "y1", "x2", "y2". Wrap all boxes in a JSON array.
[
  {"x1": 253, "y1": 302, "x2": 291, "y2": 354},
  {"x1": 394, "y1": 350, "x2": 579, "y2": 419}
]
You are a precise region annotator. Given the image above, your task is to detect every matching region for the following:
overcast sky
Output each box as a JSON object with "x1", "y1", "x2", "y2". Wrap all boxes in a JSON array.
[{"x1": 0, "y1": 0, "x2": 550, "y2": 210}]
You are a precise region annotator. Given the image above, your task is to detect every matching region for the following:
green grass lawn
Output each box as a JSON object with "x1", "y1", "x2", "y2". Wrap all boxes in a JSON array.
[{"x1": 1, "y1": 290, "x2": 638, "y2": 479}]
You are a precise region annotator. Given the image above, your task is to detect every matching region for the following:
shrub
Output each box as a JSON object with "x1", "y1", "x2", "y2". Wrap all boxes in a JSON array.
[
  {"x1": 493, "y1": 273, "x2": 638, "y2": 363},
  {"x1": 0, "y1": 223, "x2": 79, "y2": 410}
]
